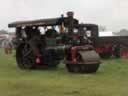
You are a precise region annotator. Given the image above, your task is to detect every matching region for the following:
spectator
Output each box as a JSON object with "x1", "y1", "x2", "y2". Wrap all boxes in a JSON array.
[{"x1": 3, "y1": 37, "x2": 13, "y2": 54}]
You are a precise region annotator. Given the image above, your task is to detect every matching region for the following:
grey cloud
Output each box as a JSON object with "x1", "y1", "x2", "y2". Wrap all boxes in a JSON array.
[{"x1": 0, "y1": 0, "x2": 127, "y2": 32}]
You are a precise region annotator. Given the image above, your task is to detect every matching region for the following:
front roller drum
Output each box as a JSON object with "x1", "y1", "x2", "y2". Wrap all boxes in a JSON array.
[
  {"x1": 66, "y1": 63, "x2": 100, "y2": 73},
  {"x1": 66, "y1": 50, "x2": 100, "y2": 73}
]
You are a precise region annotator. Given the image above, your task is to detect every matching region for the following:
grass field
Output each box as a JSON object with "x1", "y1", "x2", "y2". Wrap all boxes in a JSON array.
[{"x1": 0, "y1": 49, "x2": 128, "y2": 96}]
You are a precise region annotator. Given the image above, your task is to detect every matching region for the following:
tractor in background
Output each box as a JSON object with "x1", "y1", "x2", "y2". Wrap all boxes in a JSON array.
[
  {"x1": 90, "y1": 32, "x2": 128, "y2": 58},
  {"x1": 8, "y1": 12, "x2": 101, "y2": 73}
]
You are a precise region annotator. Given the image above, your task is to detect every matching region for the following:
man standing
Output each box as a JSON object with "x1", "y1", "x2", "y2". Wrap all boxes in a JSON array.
[{"x1": 3, "y1": 37, "x2": 13, "y2": 54}]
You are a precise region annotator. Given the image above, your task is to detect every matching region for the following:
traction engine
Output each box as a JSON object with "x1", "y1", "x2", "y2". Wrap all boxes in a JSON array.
[{"x1": 8, "y1": 12, "x2": 101, "y2": 73}]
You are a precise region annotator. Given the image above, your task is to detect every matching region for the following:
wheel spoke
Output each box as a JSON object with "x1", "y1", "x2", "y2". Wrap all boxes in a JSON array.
[{"x1": 23, "y1": 49, "x2": 32, "y2": 57}]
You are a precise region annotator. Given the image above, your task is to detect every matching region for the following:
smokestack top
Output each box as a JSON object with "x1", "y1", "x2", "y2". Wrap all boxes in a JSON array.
[{"x1": 67, "y1": 11, "x2": 74, "y2": 17}]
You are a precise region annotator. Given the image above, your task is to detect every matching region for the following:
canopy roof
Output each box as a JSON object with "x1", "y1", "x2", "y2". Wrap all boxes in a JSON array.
[{"x1": 8, "y1": 17, "x2": 78, "y2": 28}]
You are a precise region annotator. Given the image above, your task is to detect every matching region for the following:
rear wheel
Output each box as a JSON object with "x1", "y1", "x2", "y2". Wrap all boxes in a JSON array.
[{"x1": 16, "y1": 43, "x2": 35, "y2": 69}]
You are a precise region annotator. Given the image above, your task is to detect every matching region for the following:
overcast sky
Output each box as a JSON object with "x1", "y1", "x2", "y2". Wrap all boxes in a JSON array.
[{"x1": 0, "y1": 0, "x2": 128, "y2": 32}]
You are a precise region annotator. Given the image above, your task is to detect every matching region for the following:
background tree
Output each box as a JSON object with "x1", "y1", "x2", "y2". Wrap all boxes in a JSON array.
[{"x1": 113, "y1": 29, "x2": 128, "y2": 36}]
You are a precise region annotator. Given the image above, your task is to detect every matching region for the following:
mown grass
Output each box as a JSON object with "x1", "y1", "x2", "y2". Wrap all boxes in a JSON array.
[{"x1": 0, "y1": 49, "x2": 128, "y2": 96}]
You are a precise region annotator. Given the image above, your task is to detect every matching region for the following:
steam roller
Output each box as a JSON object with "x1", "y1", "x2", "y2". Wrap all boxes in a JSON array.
[{"x1": 8, "y1": 11, "x2": 101, "y2": 73}]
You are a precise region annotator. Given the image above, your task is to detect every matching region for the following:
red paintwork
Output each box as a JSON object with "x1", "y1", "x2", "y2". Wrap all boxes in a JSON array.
[
  {"x1": 120, "y1": 50, "x2": 128, "y2": 58},
  {"x1": 70, "y1": 45, "x2": 93, "y2": 64},
  {"x1": 36, "y1": 57, "x2": 41, "y2": 64},
  {"x1": 95, "y1": 43, "x2": 128, "y2": 58},
  {"x1": 95, "y1": 44, "x2": 113, "y2": 54}
]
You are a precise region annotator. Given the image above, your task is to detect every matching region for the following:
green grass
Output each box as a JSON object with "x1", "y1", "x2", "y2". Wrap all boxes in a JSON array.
[{"x1": 0, "y1": 49, "x2": 128, "y2": 96}]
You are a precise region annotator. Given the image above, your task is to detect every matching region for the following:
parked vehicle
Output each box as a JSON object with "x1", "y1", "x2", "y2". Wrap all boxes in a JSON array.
[{"x1": 90, "y1": 33, "x2": 128, "y2": 58}]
